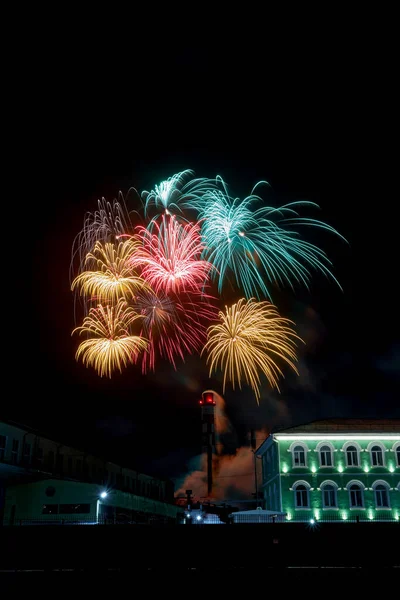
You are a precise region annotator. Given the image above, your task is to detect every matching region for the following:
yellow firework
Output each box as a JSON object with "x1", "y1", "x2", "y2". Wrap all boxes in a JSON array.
[
  {"x1": 71, "y1": 239, "x2": 148, "y2": 302},
  {"x1": 72, "y1": 299, "x2": 148, "y2": 377},
  {"x1": 203, "y1": 298, "x2": 302, "y2": 402}
]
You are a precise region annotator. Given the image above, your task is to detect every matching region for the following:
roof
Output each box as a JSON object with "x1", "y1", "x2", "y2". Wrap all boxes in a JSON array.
[{"x1": 273, "y1": 418, "x2": 400, "y2": 434}]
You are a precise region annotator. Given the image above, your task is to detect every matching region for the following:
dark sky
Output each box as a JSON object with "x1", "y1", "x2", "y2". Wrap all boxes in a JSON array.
[{"x1": 11, "y1": 23, "x2": 398, "y2": 482}]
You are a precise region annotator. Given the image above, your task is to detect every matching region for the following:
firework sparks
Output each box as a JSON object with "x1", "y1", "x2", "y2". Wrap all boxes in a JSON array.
[
  {"x1": 131, "y1": 215, "x2": 213, "y2": 294},
  {"x1": 71, "y1": 239, "x2": 148, "y2": 303},
  {"x1": 72, "y1": 299, "x2": 148, "y2": 377},
  {"x1": 203, "y1": 298, "x2": 302, "y2": 401},
  {"x1": 142, "y1": 169, "x2": 216, "y2": 219},
  {"x1": 70, "y1": 193, "x2": 137, "y2": 279},
  {"x1": 132, "y1": 288, "x2": 218, "y2": 372},
  {"x1": 199, "y1": 178, "x2": 346, "y2": 299}
]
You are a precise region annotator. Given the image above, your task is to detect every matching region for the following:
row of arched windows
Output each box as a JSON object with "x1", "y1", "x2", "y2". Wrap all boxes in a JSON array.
[
  {"x1": 292, "y1": 480, "x2": 398, "y2": 510},
  {"x1": 290, "y1": 441, "x2": 400, "y2": 469}
]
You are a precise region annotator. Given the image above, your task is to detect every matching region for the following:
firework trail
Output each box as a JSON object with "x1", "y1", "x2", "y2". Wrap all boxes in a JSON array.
[
  {"x1": 132, "y1": 288, "x2": 218, "y2": 373},
  {"x1": 199, "y1": 177, "x2": 346, "y2": 299},
  {"x1": 203, "y1": 297, "x2": 302, "y2": 402},
  {"x1": 72, "y1": 299, "x2": 148, "y2": 378},
  {"x1": 71, "y1": 239, "x2": 149, "y2": 303},
  {"x1": 131, "y1": 214, "x2": 213, "y2": 294}
]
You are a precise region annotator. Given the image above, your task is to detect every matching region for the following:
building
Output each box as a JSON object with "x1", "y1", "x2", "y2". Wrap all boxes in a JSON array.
[
  {"x1": 0, "y1": 419, "x2": 181, "y2": 525},
  {"x1": 256, "y1": 419, "x2": 400, "y2": 522}
]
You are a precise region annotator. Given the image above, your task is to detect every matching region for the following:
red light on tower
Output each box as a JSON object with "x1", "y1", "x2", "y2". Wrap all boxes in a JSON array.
[{"x1": 203, "y1": 392, "x2": 215, "y2": 405}]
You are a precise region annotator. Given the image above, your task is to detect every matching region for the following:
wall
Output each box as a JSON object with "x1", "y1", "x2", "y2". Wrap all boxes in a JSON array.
[
  {"x1": 276, "y1": 437, "x2": 400, "y2": 521},
  {"x1": 3, "y1": 479, "x2": 182, "y2": 524}
]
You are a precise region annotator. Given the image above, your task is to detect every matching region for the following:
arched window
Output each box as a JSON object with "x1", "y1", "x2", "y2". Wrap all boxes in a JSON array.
[
  {"x1": 348, "y1": 482, "x2": 364, "y2": 508},
  {"x1": 293, "y1": 445, "x2": 306, "y2": 467},
  {"x1": 370, "y1": 445, "x2": 384, "y2": 467},
  {"x1": 345, "y1": 445, "x2": 359, "y2": 467},
  {"x1": 319, "y1": 445, "x2": 333, "y2": 467},
  {"x1": 293, "y1": 481, "x2": 310, "y2": 508},
  {"x1": 321, "y1": 481, "x2": 338, "y2": 508},
  {"x1": 372, "y1": 481, "x2": 390, "y2": 508},
  {"x1": 392, "y1": 442, "x2": 400, "y2": 467}
]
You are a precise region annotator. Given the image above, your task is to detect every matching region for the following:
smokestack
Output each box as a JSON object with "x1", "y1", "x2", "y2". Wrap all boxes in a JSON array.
[{"x1": 199, "y1": 390, "x2": 216, "y2": 496}]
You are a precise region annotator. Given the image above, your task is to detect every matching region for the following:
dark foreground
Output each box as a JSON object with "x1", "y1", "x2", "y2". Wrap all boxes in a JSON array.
[{"x1": 1, "y1": 522, "x2": 398, "y2": 587}]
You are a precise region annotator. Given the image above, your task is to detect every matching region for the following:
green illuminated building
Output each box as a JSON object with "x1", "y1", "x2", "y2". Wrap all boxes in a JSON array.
[{"x1": 256, "y1": 419, "x2": 400, "y2": 522}]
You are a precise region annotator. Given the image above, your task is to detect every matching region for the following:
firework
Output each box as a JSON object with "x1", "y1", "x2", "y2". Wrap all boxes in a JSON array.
[
  {"x1": 72, "y1": 299, "x2": 148, "y2": 377},
  {"x1": 203, "y1": 298, "x2": 302, "y2": 401},
  {"x1": 199, "y1": 178, "x2": 345, "y2": 299},
  {"x1": 142, "y1": 169, "x2": 216, "y2": 219},
  {"x1": 132, "y1": 288, "x2": 218, "y2": 372},
  {"x1": 70, "y1": 193, "x2": 136, "y2": 280},
  {"x1": 71, "y1": 239, "x2": 148, "y2": 303},
  {"x1": 131, "y1": 215, "x2": 213, "y2": 294}
]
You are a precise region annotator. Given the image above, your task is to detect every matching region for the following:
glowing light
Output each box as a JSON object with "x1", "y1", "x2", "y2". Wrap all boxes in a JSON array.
[
  {"x1": 309, "y1": 518, "x2": 315, "y2": 525},
  {"x1": 368, "y1": 510, "x2": 374, "y2": 520},
  {"x1": 196, "y1": 515, "x2": 202, "y2": 521},
  {"x1": 72, "y1": 299, "x2": 148, "y2": 377},
  {"x1": 338, "y1": 464, "x2": 344, "y2": 473},
  {"x1": 203, "y1": 298, "x2": 302, "y2": 401},
  {"x1": 282, "y1": 464, "x2": 288, "y2": 473},
  {"x1": 342, "y1": 512, "x2": 348, "y2": 521},
  {"x1": 72, "y1": 239, "x2": 148, "y2": 303},
  {"x1": 100, "y1": 491, "x2": 108, "y2": 499},
  {"x1": 131, "y1": 216, "x2": 213, "y2": 294},
  {"x1": 389, "y1": 464, "x2": 395, "y2": 473},
  {"x1": 275, "y1": 434, "x2": 400, "y2": 441},
  {"x1": 395, "y1": 513, "x2": 399, "y2": 521},
  {"x1": 286, "y1": 513, "x2": 292, "y2": 521},
  {"x1": 199, "y1": 177, "x2": 346, "y2": 299},
  {"x1": 314, "y1": 510, "x2": 320, "y2": 521},
  {"x1": 311, "y1": 465, "x2": 317, "y2": 473},
  {"x1": 364, "y1": 465, "x2": 370, "y2": 473}
]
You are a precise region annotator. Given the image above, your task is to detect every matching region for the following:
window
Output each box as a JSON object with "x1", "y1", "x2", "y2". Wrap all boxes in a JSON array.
[
  {"x1": 349, "y1": 483, "x2": 364, "y2": 508},
  {"x1": 321, "y1": 483, "x2": 338, "y2": 508},
  {"x1": 23, "y1": 442, "x2": 31, "y2": 462},
  {"x1": 56, "y1": 453, "x2": 64, "y2": 472},
  {"x1": 293, "y1": 446, "x2": 306, "y2": 467},
  {"x1": 11, "y1": 439, "x2": 19, "y2": 464},
  {"x1": 370, "y1": 445, "x2": 384, "y2": 467},
  {"x1": 36, "y1": 447, "x2": 43, "y2": 465},
  {"x1": 59, "y1": 504, "x2": 90, "y2": 514},
  {"x1": 48, "y1": 450, "x2": 55, "y2": 469},
  {"x1": 346, "y1": 445, "x2": 359, "y2": 467},
  {"x1": 42, "y1": 504, "x2": 59, "y2": 514},
  {"x1": 319, "y1": 445, "x2": 333, "y2": 467},
  {"x1": 397, "y1": 446, "x2": 400, "y2": 467},
  {"x1": 373, "y1": 482, "x2": 390, "y2": 508},
  {"x1": 293, "y1": 482, "x2": 310, "y2": 508},
  {"x1": 0, "y1": 435, "x2": 6, "y2": 462}
]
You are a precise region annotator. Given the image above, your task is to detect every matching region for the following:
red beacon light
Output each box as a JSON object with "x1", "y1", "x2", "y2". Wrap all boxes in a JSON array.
[{"x1": 202, "y1": 392, "x2": 216, "y2": 406}]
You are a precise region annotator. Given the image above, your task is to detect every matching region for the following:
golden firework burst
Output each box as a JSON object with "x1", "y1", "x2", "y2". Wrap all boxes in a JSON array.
[
  {"x1": 71, "y1": 239, "x2": 148, "y2": 302},
  {"x1": 203, "y1": 298, "x2": 302, "y2": 401},
  {"x1": 72, "y1": 299, "x2": 148, "y2": 377}
]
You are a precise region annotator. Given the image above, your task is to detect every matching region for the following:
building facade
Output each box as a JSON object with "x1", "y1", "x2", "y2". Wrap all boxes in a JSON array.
[
  {"x1": 0, "y1": 419, "x2": 177, "y2": 524},
  {"x1": 256, "y1": 419, "x2": 400, "y2": 522}
]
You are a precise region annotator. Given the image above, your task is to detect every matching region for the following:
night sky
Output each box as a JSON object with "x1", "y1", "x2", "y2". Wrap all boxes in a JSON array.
[{"x1": 12, "y1": 26, "x2": 398, "y2": 485}]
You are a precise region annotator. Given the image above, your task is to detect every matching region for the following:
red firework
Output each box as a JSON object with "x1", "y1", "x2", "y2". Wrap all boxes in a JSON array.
[
  {"x1": 132, "y1": 288, "x2": 218, "y2": 373},
  {"x1": 131, "y1": 214, "x2": 213, "y2": 294}
]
